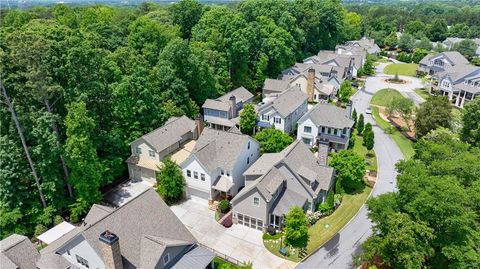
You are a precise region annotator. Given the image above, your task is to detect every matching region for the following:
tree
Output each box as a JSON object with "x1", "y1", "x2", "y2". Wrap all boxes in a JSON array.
[
  {"x1": 169, "y1": 0, "x2": 203, "y2": 39},
  {"x1": 357, "y1": 113, "x2": 365, "y2": 134},
  {"x1": 452, "y1": 39, "x2": 477, "y2": 60},
  {"x1": 385, "y1": 32, "x2": 398, "y2": 49},
  {"x1": 64, "y1": 101, "x2": 103, "y2": 221},
  {"x1": 386, "y1": 97, "x2": 414, "y2": 131},
  {"x1": 415, "y1": 36, "x2": 433, "y2": 51},
  {"x1": 239, "y1": 103, "x2": 257, "y2": 135},
  {"x1": 330, "y1": 150, "x2": 366, "y2": 193},
  {"x1": 352, "y1": 109, "x2": 357, "y2": 128},
  {"x1": 460, "y1": 98, "x2": 480, "y2": 147},
  {"x1": 254, "y1": 128, "x2": 294, "y2": 153},
  {"x1": 427, "y1": 19, "x2": 448, "y2": 42},
  {"x1": 405, "y1": 20, "x2": 426, "y2": 37},
  {"x1": 398, "y1": 33, "x2": 415, "y2": 51},
  {"x1": 338, "y1": 80, "x2": 354, "y2": 103},
  {"x1": 284, "y1": 206, "x2": 308, "y2": 247},
  {"x1": 156, "y1": 157, "x2": 185, "y2": 205},
  {"x1": 326, "y1": 190, "x2": 335, "y2": 209},
  {"x1": 343, "y1": 12, "x2": 362, "y2": 41},
  {"x1": 363, "y1": 128, "x2": 375, "y2": 151},
  {"x1": 415, "y1": 96, "x2": 452, "y2": 138}
]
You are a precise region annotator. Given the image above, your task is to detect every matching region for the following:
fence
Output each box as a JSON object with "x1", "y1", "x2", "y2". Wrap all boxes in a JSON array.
[{"x1": 198, "y1": 243, "x2": 245, "y2": 266}]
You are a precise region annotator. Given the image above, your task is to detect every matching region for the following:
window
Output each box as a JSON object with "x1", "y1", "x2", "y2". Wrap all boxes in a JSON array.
[
  {"x1": 148, "y1": 150, "x2": 155, "y2": 157},
  {"x1": 221, "y1": 170, "x2": 224, "y2": 175},
  {"x1": 304, "y1": 126, "x2": 312, "y2": 133},
  {"x1": 135, "y1": 147, "x2": 142, "y2": 154},
  {"x1": 201, "y1": 173, "x2": 205, "y2": 181},
  {"x1": 343, "y1": 128, "x2": 347, "y2": 135},
  {"x1": 76, "y1": 255, "x2": 89, "y2": 268},
  {"x1": 247, "y1": 157, "x2": 250, "y2": 164},
  {"x1": 226, "y1": 171, "x2": 230, "y2": 176},
  {"x1": 248, "y1": 141, "x2": 250, "y2": 149},
  {"x1": 274, "y1": 117, "x2": 282, "y2": 124},
  {"x1": 253, "y1": 197, "x2": 260, "y2": 206},
  {"x1": 302, "y1": 137, "x2": 311, "y2": 145},
  {"x1": 163, "y1": 253, "x2": 170, "y2": 265},
  {"x1": 333, "y1": 129, "x2": 338, "y2": 135},
  {"x1": 186, "y1": 170, "x2": 191, "y2": 177},
  {"x1": 261, "y1": 114, "x2": 269, "y2": 121},
  {"x1": 194, "y1": 171, "x2": 198, "y2": 179},
  {"x1": 321, "y1": 126, "x2": 326, "y2": 133}
]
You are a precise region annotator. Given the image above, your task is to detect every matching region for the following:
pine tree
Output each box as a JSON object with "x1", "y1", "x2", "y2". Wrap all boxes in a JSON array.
[
  {"x1": 357, "y1": 114, "x2": 365, "y2": 134},
  {"x1": 352, "y1": 109, "x2": 358, "y2": 128}
]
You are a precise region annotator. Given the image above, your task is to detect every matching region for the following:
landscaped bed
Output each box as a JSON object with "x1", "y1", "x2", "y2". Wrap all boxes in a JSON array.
[{"x1": 383, "y1": 63, "x2": 418, "y2": 76}]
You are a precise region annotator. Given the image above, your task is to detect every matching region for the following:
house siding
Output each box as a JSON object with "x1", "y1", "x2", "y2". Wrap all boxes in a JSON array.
[
  {"x1": 58, "y1": 237, "x2": 104, "y2": 269},
  {"x1": 182, "y1": 158, "x2": 212, "y2": 199},
  {"x1": 231, "y1": 139, "x2": 260, "y2": 195},
  {"x1": 233, "y1": 188, "x2": 268, "y2": 227}
]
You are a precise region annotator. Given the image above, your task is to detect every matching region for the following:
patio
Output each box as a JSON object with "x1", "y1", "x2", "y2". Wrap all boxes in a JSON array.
[{"x1": 170, "y1": 199, "x2": 296, "y2": 269}]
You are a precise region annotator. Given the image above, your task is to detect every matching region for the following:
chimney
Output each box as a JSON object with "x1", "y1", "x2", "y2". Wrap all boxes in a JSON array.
[
  {"x1": 195, "y1": 114, "x2": 204, "y2": 139},
  {"x1": 99, "y1": 231, "x2": 123, "y2": 269},
  {"x1": 346, "y1": 100, "x2": 353, "y2": 118},
  {"x1": 229, "y1": 95, "x2": 237, "y2": 118},
  {"x1": 307, "y1": 68, "x2": 315, "y2": 102}
]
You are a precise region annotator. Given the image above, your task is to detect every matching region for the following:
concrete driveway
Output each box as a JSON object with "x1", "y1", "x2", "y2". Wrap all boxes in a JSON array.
[
  {"x1": 171, "y1": 199, "x2": 296, "y2": 269},
  {"x1": 296, "y1": 63, "x2": 410, "y2": 269}
]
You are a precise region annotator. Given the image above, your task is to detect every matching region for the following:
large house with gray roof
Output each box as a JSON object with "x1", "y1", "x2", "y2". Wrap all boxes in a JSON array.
[
  {"x1": 342, "y1": 37, "x2": 381, "y2": 55},
  {"x1": 433, "y1": 63, "x2": 480, "y2": 108},
  {"x1": 126, "y1": 116, "x2": 200, "y2": 185},
  {"x1": 257, "y1": 86, "x2": 308, "y2": 133},
  {"x1": 202, "y1": 87, "x2": 254, "y2": 131},
  {"x1": 418, "y1": 51, "x2": 469, "y2": 76},
  {"x1": 231, "y1": 140, "x2": 335, "y2": 231},
  {"x1": 180, "y1": 127, "x2": 260, "y2": 201},
  {"x1": 2, "y1": 189, "x2": 215, "y2": 269},
  {"x1": 297, "y1": 103, "x2": 354, "y2": 151}
]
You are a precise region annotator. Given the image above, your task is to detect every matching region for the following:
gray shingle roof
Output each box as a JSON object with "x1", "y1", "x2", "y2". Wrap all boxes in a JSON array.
[
  {"x1": 271, "y1": 189, "x2": 308, "y2": 216},
  {"x1": 298, "y1": 103, "x2": 354, "y2": 129},
  {"x1": 190, "y1": 128, "x2": 255, "y2": 172},
  {"x1": 38, "y1": 189, "x2": 196, "y2": 269},
  {"x1": 263, "y1": 79, "x2": 290, "y2": 93},
  {"x1": 260, "y1": 86, "x2": 307, "y2": 118},
  {"x1": 441, "y1": 51, "x2": 469, "y2": 66},
  {"x1": 203, "y1": 87, "x2": 254, "y2": 112},
  {"x1": 202, "y1": 99, "x2": 231, "y2": 111},
  {"x1": 1, "y1": 234, "x2": 39, "y2": 269},
  {"x1": 138, "y1": 116, "x2": 196, "y2": 153},
  {"x1": 437, "y1": 64, "x2": 479, "y2": 82},
  {"x1": 170, "y1": 245, "x2": 216, "y2": 269}
]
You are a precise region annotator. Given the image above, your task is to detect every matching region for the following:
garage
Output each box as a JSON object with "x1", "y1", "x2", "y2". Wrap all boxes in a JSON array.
[
  {"x1": 237, "y1": 213, "x2": 263, "y2": 231},
  {"x1": 186, "y1": 187, "x2": 211, "y2": 201}
]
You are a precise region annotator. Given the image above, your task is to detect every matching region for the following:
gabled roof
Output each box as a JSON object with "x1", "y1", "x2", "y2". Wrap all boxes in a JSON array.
[
  {"x1": 263, "y1": 78, "x2": 290, "y2": 93},
  {"x1": 440, "y1": 51, "x2": 469, "y2": 66},
  {"x1": 298, "y1": 103, "x2": 354, "y2": 129},
  {"x1": 38, "y1": 189, "x2": 196, "y2": 269},
  {"x1": 188, "y1": 128, "x2": 255, "y2": 172},
  {"x1": 259, "y1": 86, "x2": 307, "y2": 118},
  {"x1": 203, "y1": 87, "x2": 254, "y2": 112},
  {"x1": 437, "y1": 64, "x2": 480, "y2": 83},
  {"x1": 134, "y1": 116, "x2": 196, "y2": 153},
  {"x1": 1, "y1": 234, "x2": 39, "y2": 269}
]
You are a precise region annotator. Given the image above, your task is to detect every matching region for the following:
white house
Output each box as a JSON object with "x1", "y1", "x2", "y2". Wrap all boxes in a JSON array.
[
  {"x1": 434, "y1": 64, "x2": 480, "y2": 108},
  {"x1": 257, "y1": 86, "x2": 308, "y2": 133},
  {"x1": 297, "y1": 103, "x2": 354, "y2": 151},
  {"x1": 180, "y1": 127, "x2": 260, "y2": 201},
  {"x1": 125, "y1": 116, "x2": 199, "y2": 184}
]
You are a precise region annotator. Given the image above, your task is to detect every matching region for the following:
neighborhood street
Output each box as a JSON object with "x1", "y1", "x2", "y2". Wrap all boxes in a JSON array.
[{"x1": 296, "y1": 63, "x2": 417, "y2": 268}]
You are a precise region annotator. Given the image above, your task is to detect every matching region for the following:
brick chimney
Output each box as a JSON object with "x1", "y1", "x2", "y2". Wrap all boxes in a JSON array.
[
  {"x1": 195, "y1": 114, "x2": 204, "y2": 139},
  {"x1": 346, "y1": 100, "x2": 353, "y2": 118},
  {"x1": 307, "y1": 68, "x2": 315, "y2": 102},
  {"x1": 99, "y1": 231, "x2": 123, "y2": 269},
  {"x1": 229, "y1": 95, "x2": 237, "y2": 118}
]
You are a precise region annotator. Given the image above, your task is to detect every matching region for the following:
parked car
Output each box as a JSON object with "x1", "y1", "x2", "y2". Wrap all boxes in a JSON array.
[{"x1": 366, "y1": 107, "x2": 372, "y2": 114}]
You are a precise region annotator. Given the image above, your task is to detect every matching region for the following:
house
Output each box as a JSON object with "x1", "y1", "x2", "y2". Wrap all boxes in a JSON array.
[
  {"x1": 433, "y1": 64, "x2": 480, "y2": 108},
  {"x1": 304, "y1": 51, "x2": 359, "y2": 79},
  {"x1": 343, "y1": 37, "x2": 381, "y2": 54},
  {"x1": 442, "y1": 37, "x2": 480, "y2": 56},
  {"x1": 296, "y1": 103, "x2": 354, "y2": 151},
  {"x1": 417, "y1": 51, "x2": 469, "y2": 76},
  {"x1": 3, "y1": 189, "x2": 215, "y2": 269},
  {"x1": 257, "y1": 86, "x2": 308, "y2": 133},
  {"x1": 126, "y1": 116, "x2": 200, "y2": 185},
  {"x1": 231, "y1": 140, "x2": 335, "y2": 231},
  {"x1": 202, "y1": 87, "x2": 254, "y2": 130},
  {"x1": 1, "y1": 234, "x2": 39, "y2": 269},
  {"x1": 335, "y1": 45, "x2": 367, "y2": 67},
  {"x1": 180, "y1": 127, "x2": 260, "y2": 201}
]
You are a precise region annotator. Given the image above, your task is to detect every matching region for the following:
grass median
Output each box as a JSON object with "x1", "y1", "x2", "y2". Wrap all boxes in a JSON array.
[{"x1": 383, "y1": 63, "x2": 418, "y2": 76}]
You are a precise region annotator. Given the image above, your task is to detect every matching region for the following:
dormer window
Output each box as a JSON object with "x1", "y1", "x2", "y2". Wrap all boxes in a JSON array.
[{"x1": 163, "y1": 253, "x2": 170, "y2": 265}]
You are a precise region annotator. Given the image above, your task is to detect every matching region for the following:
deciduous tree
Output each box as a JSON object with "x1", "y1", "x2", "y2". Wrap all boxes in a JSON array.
[
  {"x1": 284, "y1": 206, "x2": 308, "y2": 247},
  {"x1": 415, "y1": 96, "x2": 452, "y2": 138},
  {"x1": 254, "y1": 128, "x2": 293, "y2": 153},
  {"x1": 239, "y1": 103, "x2": 257, "y2": 135},
  {"x1": 156, "y1": 157, "x2": 185, "y2": 205}
]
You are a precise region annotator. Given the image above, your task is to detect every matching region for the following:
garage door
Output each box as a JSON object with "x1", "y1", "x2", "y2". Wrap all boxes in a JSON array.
[
  {"x1": 141, "y1": 168, "x2": 156, "y2": 185},
  {"x1": 237, "y1": 213, "x2": 263, "y2": 231},
  {"x1": 187, "y1": 187, "x2": 210, "y2": 200}
]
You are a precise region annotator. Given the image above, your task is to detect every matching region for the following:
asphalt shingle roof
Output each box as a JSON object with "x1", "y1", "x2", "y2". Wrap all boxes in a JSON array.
[
  {"x1": 1, "y1": 234, "x2": 39, "y2": 269},
  {"x1": 260, "y1": 86, "x2": 307, "y2": 118},
  {"x1": 298, "y1": 103, "x2": 354, "y2": 129}
]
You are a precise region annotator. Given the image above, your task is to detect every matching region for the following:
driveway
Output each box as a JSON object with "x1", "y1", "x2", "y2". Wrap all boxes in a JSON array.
[
  {"x1": 296, "y1": 63, "x2": 409, "y2": 268},
  {"x1": 171, "y1": 199, "x2": 296, "y2": 269}
]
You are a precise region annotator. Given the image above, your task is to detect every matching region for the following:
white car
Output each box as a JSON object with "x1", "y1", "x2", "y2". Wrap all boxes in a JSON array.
[{"x1": 366, "y1": 107, "x2": 372, "y2": 114}]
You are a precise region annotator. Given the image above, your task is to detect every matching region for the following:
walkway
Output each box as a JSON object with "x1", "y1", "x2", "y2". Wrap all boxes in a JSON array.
[{"x1": 296, "y1": 63, "x2": 414, "y2": 268}]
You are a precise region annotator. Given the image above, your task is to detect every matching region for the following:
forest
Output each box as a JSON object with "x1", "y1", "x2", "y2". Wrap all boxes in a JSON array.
[{"x1": 0, "y1": 0, "x2": 351, "y2": 239}]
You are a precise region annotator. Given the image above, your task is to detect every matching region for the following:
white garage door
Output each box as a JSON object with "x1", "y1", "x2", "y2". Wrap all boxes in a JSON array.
[
  {"x1": 141, "y1": 168, "x2": 156, "y2": 184},
  {"x1": 187, "y1": 187, "x2": 210, "y2": 201},
  {"x1": 237, "y1": 213, "x2": 263, "y2": 231}
]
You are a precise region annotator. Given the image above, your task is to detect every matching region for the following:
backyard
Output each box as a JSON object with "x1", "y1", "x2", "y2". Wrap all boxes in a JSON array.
[{"x1": 383, "y1": 63, "x2": 419, "y2": 77}]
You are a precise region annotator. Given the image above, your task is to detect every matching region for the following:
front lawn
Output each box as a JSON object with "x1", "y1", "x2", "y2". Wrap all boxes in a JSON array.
[
  {"x1": 370, "y1": 88, "x2": 405, "y2": 107},
  {"x1": 352, "y1": 130, "x2": 377, "y2": 172},
  {"x1": 371, "y1": 106, "x2": 414, "y2": 159},
  {"x1": 414, "y1": 88, "x2": 430, "y2": 100},
  {"x1": 213, "y1": 257, "x2": 248, "y2": 269},
  {"x1": 383, "y1": 63, "x2": 418, "y2": 76},
  {"x1": 263, "y1": 186, "x2": 373, "y2": 262}
]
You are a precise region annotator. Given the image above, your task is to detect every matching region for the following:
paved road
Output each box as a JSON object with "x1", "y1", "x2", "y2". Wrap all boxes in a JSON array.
[{"x1": 296, "y1": 63, "x2": 412, "y2": 269}]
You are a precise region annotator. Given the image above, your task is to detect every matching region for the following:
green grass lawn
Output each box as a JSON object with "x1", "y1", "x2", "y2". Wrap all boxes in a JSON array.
[
  {"x1": 371, "y1": 106, "x2": 414, "y2": 159},
  {"x1": 370, "y1": 88, "x2": 405, "y2": 107},
  {"x1": 383, "y1": 63, "x2": 419, "y2": 76},
  {"x1": 414, "y1": 88, "x2": 430, "y2": 100},
  {"x1": 377, "y1": 58, "x2": 389, "y2": 63},
  {"x1": 213, "y1": 257, "x2": 247, "y2": 269},
  {"x1": 352, "y1": 130, "x2": 377, "y2": 172}
]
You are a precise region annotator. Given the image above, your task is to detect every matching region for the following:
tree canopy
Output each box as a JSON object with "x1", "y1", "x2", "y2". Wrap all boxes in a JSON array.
[
  {"x1": 415, "y1": 96, "x2": 452, "y2": 138},
  {"x1": 254, "y1": 128, "x2": 294, "y2": 154}
]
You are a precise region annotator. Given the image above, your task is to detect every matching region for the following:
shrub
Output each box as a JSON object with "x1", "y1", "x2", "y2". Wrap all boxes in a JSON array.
[
  {"x1": 53, "y1": 215, "x2": 64, "y2": 225},
  {"x1": 263, "y1": 232, "x2": 282, "y2": 240},
  {"x1": 34, "y1": 224, "x2": 47, "y2": 237},
  {"x1": 334, "y1": 194, "x2": 343, "y2": 207},
  {"x1": 218, "y1": 200, "x2": 231, "y2": 213},
  {"x1": 317, "y1": 202, "x2": 332, "y2": 214}
]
